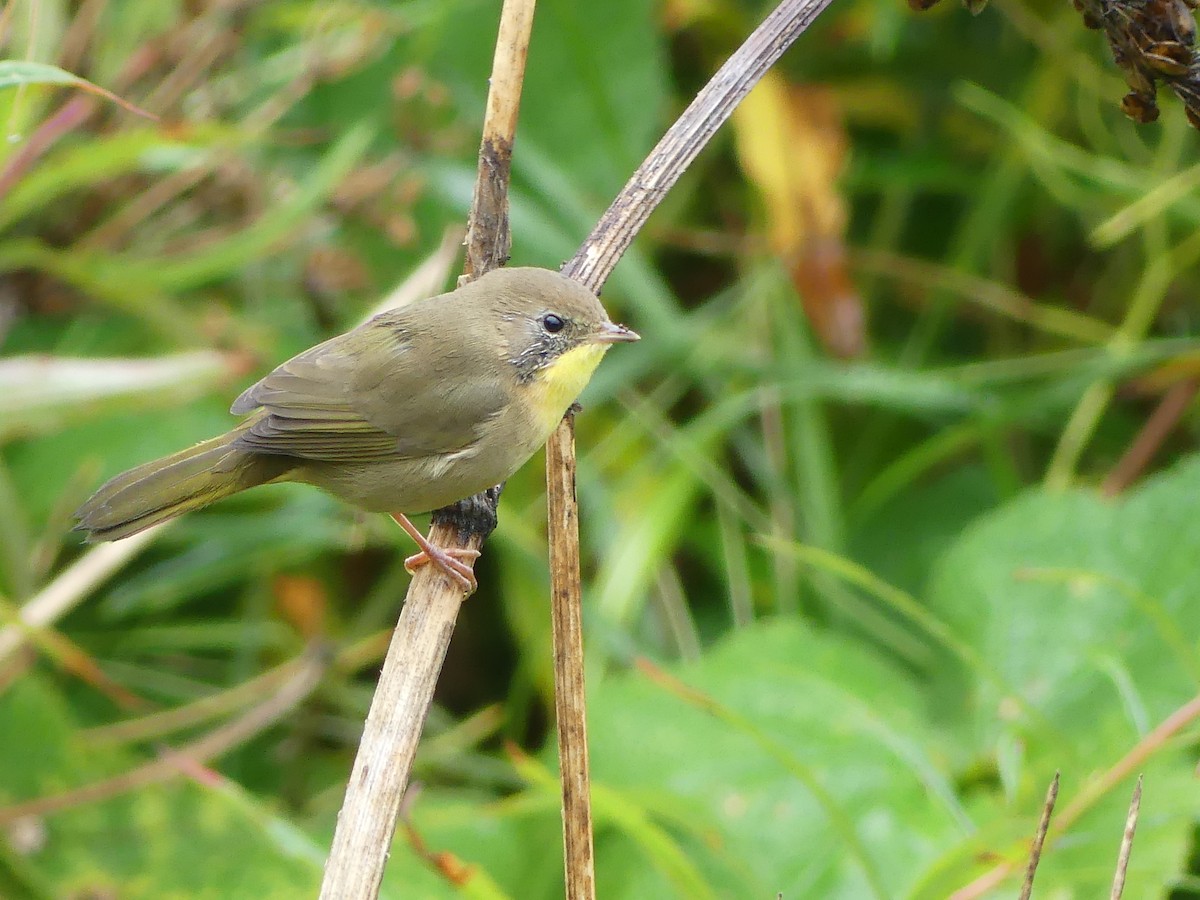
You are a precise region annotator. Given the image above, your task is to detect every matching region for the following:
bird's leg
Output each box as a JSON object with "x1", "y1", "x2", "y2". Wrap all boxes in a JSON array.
[{"x1": 390, "y1": 513, "x2": 480, "y2": 594}]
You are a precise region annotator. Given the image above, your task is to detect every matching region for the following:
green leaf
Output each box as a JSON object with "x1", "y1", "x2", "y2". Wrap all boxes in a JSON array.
[
  {"x1": 583, "y1": 621, "x2": 965, "y2": 898},
  {"x1": 0, "y1": 672, "x2": 451, "y2": 898},
  {"x1": 0, "y1": 60, "x2": 97, "y2": 91},
  {"x1": 0, "y1": 128, "x2": 225, "y2": 233},
  {"x1": 924, "y1": 453, "x2": 1200, "y2": 894},
  {"x1": 407, "y1": 622, "x2": 965, "y2": 898},
  {"x1": 0, "y1": 353, "x2": 232, "y2": 443},
  {"x1": 0, "y1": 61, "x2": 155, "y2": 118}
]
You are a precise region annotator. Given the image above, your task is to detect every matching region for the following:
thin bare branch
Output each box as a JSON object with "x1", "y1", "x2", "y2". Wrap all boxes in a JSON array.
[
  {"x1": 547, "y1": 413, "x2": 596, "y2": 900},
  {"x1": 318, "y1": 0, "x2": 536, "y2": 895},
  {"x1": 1019, "y1": 771, "x2": 1060, "y2": 900},
  {"x1": 0, "y1": 647, "x2": 324, "y2": 825},
  {"x1": 1110, "y1": 775, "x2": 1143, "y2": 900},
  {"x1": 321, "y1": 0, "x2": 841, "y2": 895},
  {"x1": 561, "y1": 0, "x2": 839, "y2": 293}
]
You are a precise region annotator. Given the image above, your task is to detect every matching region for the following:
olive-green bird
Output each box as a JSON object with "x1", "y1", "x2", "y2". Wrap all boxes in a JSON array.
[{"x1": 74, "y1": 267, "x2": 638, "y2": 590}]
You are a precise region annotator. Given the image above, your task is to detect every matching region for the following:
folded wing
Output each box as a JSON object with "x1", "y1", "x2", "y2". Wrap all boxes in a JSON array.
[{"x1": 230, "y1": 317, "x2": 507, "y2": 462}]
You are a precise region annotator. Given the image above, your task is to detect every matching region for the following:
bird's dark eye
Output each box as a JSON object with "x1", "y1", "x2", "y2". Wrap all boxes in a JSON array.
[{"x1": 542, "y1": 314, "x2": 565, "y2": 334}]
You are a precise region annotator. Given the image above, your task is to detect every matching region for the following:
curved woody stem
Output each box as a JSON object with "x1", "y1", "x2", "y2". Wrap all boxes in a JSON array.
[{"x1": 320, "y1": 0, "x2": 838, "y2": 895}]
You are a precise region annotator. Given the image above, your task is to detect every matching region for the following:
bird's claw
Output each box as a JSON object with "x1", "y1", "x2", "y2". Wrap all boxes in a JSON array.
[{"x1": 404, "y1": 546, "x2": 480, "y2": 593}]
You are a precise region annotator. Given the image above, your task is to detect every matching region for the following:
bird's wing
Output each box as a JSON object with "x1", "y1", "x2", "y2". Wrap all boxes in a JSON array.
[{"x1": 230, "y1": 318, "x2": 508, "y2": 462}]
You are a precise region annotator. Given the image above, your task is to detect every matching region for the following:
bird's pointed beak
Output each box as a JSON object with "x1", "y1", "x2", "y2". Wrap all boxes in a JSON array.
[{"x1": 593, "y1": 321, "x2": 640, "y2": 344}]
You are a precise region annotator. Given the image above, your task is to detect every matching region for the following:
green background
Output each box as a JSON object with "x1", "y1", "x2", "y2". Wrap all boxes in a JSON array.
[{"x1": 2, "y1": 0, "x2": 1200, "y2": 896}]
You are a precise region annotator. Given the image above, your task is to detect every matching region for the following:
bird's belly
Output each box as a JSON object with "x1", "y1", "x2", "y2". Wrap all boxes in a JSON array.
[{"x1": 295, "y1": 430, "x2": 540, "y2": 515}]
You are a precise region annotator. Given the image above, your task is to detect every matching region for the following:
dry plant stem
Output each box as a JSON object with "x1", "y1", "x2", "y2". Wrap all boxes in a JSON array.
[
  {"x1": 1101, "y1": 377, "x2": 1200, "y2": 496},
  {"x1": 546, "y1": 413, "x2": 596, "y2": 900},
  {"x1": 545, "y1": 0, "x2": 832, "y2": 890},
  {"x1": 462, "y1": 0, "x2": 535, "y2": 279},
  {"x1": 1018, "y1": 772, "x2": 1059, "y2": 900},
  {"x1": 0, "y1": 647, "x2": 324, "y2": 825},
  {"x1": 952, "y1": 692, "x2": 1200, "y2": 899},
  {"x1": 0, "y1": 525, "x2": 163, "y2": 667},
  {"x1": 317, "y1": 528, "x2": 484, "y2": 900},
  {"x1": 318, "y1": 0, "x2": 535, "y2": 896},
  {"x1": 561, "y1": 0, "x2": 838, "y2": 293},
  {"x1": 326, "y1": 0, "x2": 840, "y2": 893},
  {"x1": 1110, "y1": 776, "x2": 1142, "y2": 900}
]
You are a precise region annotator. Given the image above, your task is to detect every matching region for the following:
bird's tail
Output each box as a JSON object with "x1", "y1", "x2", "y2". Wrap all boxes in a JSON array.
[{"x1": 74, "y1": 433, "x2": 288, "y2": 541}]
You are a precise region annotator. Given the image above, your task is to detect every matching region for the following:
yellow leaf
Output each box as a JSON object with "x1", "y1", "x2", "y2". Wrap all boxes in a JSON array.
[{"x1": 732, "y1": 74, "x2": 865, "y2": 357}]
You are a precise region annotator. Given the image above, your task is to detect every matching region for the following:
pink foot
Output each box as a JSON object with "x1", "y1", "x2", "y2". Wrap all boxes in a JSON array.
[
  {"x1": 403, "y1": 546, "x2": 481, "y2": 593},
  {"x1": 390, "y1": 513, "x2": 480, "y2": 594}
]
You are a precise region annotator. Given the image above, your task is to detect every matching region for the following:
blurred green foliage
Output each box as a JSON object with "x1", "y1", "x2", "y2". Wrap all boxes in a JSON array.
[{"x1": 2, "y1": 0, "x2": 1200, "y2": 897}]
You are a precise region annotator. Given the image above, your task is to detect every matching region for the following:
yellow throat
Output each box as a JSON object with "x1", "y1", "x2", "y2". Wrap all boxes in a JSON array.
[{"x1": 529, "y1": 342, "x2": 610, "y2": 434}]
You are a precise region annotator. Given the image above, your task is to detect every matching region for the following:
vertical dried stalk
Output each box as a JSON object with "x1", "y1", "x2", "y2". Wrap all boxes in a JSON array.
[
  {"x1": 1110, "y1": 776, "x2": 1142, "y2": 900},
  {"x1": 318, "y1": 0, "x2": 536, "y2": 894},
  {"x1": 546, "y1": 414, "x2": 596, "y2": 900},
  {"x1": 546, "y1": 0, "x2": 834, "y2": 894},
  {"x1": 1018, "y1": 771, "x2": 1059, "y2": 900},
  {"x1": 322, "y1": 0, "x2": 841, "y2": 893},
  {"x1": 462, "y1": 0, "x2": 536, "y2": 278}
]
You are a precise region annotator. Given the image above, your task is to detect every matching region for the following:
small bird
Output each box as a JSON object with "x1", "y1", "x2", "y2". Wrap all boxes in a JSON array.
[{"x1": 74, "y1": 267, "x2": 638, "y2": 591}]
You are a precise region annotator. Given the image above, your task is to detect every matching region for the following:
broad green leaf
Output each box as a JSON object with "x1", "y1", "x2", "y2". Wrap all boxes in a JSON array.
[
  {"x1": 410, "y1": 621, "x2": 963, "y2": 898},
  {"x1": 924, "y1": 454, "x2": 1200, "y2": 894},
  {"x1": 585, "y1": 624, "x2": 969, "y2": 897},
  {"x1": 584, "y1": 621, "x2": 964, "y2": 898}
]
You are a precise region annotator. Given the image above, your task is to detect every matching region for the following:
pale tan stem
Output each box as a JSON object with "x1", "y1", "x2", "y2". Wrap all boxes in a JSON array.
[
  {"x1": 547, "y1": 413, "x2": 596, "y2": 900},
  {"x1": 321, "y1": 0, "x2": 840, "y2": 895},
  {"x1": 0, "y1": 525, "x2": 164, "y2": 667},
  {"x1": 317, "y1": 0, "x2": 537, "y2": 895}
]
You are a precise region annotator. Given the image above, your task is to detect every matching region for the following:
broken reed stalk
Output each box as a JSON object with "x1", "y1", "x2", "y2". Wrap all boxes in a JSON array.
[
  {"x1": 1018, "y1": 771, "x2": 1059, "y2": 900},
  {"x1": 318, "y1": 0, "x2": 535, "y2": 895},
  {"x1": 1110, "y1": 776, "x2": 1142, "y2": 900},
  {"x1": 954, "y1": 692, "x2": 1200, "y2": 899},
  {"x1": 548, "y1": 0, "x2": 837, "y2": 894},
  {"x1": 546, "y1": 413, "x2": 596, "y2": 900},
  {"x1": 322, "y1": 0, "x2": 840, "y2": 894}
]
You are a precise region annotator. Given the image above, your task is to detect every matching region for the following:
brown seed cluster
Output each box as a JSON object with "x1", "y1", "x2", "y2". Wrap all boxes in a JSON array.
[
  {"x1": 908, "y1": 0, "x2": 1200, "y2": 128},
  {"x1": 1073, "y1": 0, "x2": 1200, "y2": 127}
]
